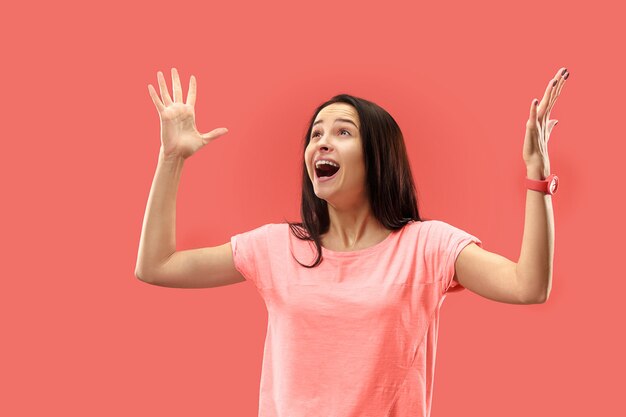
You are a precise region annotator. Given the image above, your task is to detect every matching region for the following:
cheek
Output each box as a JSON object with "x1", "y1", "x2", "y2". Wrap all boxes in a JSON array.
[
  {"x1": 304, "y1": 145, "x2": 314, "y2": 160},
  {"x1": 304, "y1": 150, "x2": 313, "y2": 175},
  {"x1": 346, "y1": 151, "x2": 365, "y2": 171}
]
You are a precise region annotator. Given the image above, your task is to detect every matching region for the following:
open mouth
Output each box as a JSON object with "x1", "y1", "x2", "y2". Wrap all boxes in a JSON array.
[{"x1": 315, "y1": 162, "x2": 340, "y2": 181}]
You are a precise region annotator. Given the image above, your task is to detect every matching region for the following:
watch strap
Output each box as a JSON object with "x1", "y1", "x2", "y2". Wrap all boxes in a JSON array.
[{"x1": 526, "y1": 173, "x2": 559, "y2": 195}]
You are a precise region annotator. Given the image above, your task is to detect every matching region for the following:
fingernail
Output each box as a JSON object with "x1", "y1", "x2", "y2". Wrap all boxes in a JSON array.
[
  {"x1": 552, "y1": 80, "x2": 558, "y2": 87},
  {"x1": 564, "y1": 72, "x2": 569, "y2": 80},
  {"x1": 561, "y1": 68, "x2": 567, "y2": 76}
]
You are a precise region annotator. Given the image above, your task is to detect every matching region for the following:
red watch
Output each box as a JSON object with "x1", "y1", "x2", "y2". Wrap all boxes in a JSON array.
[{"x1": 526, "y1": 173, "x2": 559, "y2": 195}]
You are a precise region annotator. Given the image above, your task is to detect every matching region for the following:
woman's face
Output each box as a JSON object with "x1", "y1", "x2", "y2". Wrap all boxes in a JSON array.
[{"x1": 304, "y1": 103, "x2": 366, "y2": 206}]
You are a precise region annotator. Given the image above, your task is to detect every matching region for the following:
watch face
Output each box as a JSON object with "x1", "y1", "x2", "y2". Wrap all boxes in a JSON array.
[{"x1": 549, "y1": 178, "x2": 558, "y2": 193}]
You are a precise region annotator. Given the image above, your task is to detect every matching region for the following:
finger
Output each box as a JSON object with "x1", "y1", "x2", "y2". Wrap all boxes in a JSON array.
[
  {"x1": 552, "y1": 69, "x2": 568, "y2": 104},
  {"x1": 529, "y1": 98, "x2": 539, "y2": 124},
  {"x1": 201, "y1": 127, "x2": 229, "y2": 141},
  {"x1": 547, "y1": 68, "x2": 568, "y2": 117},
  {"x1": 157, "y1": 71, "x2": 173, "y2": 106},
  {"x1": 547, "y1": 119, "x2": 558, "y2": 137},
  {"x1": 172, "y1": 67, "x2": 183, "y2": 103},
  {"x1": 186, "y1": 75, "x2": 197, "y2": 107},
  {"x1": 549, "y1": 68, "x2": 567, "y2": 105},
  {"x1": 538, "y1": 78, "x2": 556, "y2": 120},
  {"x1": 148, "y1": 84, "x2": 165, "y2": 113},
  {"x1": 554, "y1": 67, "x2": 567, "y2": 80}
]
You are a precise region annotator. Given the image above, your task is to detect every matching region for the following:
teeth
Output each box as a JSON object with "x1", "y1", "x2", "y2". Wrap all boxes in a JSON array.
[{"x1": 315, "y1": 160, "x2": 340, "y2": 168}]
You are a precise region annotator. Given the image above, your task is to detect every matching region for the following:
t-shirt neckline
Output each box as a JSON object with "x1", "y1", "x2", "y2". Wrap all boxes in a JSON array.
[{"x1": 320, "y1": 225, "x2": 404, "y2": 258}]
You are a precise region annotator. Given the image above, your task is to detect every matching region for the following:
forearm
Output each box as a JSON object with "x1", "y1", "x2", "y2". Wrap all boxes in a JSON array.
[
  {"x1": 516, "y1": 165, "x2": 555, "y2": 302},
  {"x1": 134, "y1": 147, "x2": 185, "y2": 279}
]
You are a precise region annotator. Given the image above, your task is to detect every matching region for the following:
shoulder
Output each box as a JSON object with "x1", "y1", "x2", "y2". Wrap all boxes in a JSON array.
[
  {"x1": 417, "y1": 219, "x2": 481, "y2": 254},
  {"x1": 422, "y1": 219, "x2": 466, "y2": 236},
  {"x1": 423, "y1": 219, "x2": 450, "y2": 229},
  {"x1": 231, "y1": 223, "x2": 278, "y2": 246},
  {"x1": 404, "y1": 219, "x2": 445, "y2": 238}
]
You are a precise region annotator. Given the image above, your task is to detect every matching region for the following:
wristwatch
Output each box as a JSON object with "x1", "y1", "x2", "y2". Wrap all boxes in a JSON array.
[{"x1": 526, "y1": 173, "x2": 559, "y2": 195}]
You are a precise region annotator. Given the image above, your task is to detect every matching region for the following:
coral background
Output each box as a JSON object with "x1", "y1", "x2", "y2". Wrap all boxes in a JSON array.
[{"x1": 1, "y1": 0, "x2": 623, "y2": 415}]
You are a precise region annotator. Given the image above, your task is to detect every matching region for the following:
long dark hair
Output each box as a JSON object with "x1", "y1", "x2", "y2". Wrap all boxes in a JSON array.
[{"x1": 282, "y1": 93, "x2": 429, "y2": 268}]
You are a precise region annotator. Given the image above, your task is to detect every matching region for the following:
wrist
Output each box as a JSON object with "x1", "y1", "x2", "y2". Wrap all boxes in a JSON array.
[
  {"x1": 526, "y1": 165, "x2": 549, "y2": 180},
  {"x1": 159, "y1": 146, "x2": 186, "y2": 165}
]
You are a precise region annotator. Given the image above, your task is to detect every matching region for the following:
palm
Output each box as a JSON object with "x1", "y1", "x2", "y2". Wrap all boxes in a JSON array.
[{"x1": 159, "y1": 103, "x2": 204, "y2": 158}]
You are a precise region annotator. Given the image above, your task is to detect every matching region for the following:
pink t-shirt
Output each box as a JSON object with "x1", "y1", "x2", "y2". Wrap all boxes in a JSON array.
[{"x1": 230, "y1": 219, "x2": 482, "y2": 417}]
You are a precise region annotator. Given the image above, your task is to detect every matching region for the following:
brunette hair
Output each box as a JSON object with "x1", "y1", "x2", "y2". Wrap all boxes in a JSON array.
[{"x1": 282, "y1": 94, "x2": 428, "y2": 267}]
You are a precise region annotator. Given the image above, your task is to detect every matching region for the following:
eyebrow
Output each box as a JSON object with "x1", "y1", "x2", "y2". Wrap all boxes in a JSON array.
[{"x1": 312, "y1": 118, "x2": 359, "y2": 130}]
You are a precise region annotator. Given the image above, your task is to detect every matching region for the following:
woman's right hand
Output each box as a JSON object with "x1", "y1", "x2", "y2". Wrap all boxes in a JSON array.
[{"x1": 148, "y1": 68, "x2": 228, "y2": 160}]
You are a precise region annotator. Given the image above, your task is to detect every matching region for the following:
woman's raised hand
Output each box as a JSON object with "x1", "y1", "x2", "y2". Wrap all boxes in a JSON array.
[
  {"x1": 523, "y1": 67, "x2": 569, "y2": 174},
  {"x1": 148, "y1": 68, "x2": 228, "y2": 160}
]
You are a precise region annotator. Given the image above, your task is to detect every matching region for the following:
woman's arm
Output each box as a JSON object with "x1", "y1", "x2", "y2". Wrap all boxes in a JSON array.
[
  {"x1": 516, "y1": 164, "x2": 555, "y2": 303},
  {"x1": 454, "y1": 67, "x2": 568, "y2": 304},
  {"x1": 134, "y1": 147, "x2": 184, "y2": 280},
  {"x1": 516, "y1": 67, "x2": 569, "y2": 302},
  {"x1": 134, "y1": 68, "x2": 229, "y2": 283},
  {"x1": 452, "y1": 166, "x2": 557, "y2": 305}
]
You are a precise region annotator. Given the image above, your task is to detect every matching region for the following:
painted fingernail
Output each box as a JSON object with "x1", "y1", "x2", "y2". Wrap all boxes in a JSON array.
[
  {"x1": 553, "y1": 79, "x2": 558, "y2": 87},
  {"x1": 564, "y1": 72, "x2": 569, "y2": 80},
  {"x1": 561, "y1": 68, "x2": 568, "y2": 76}
]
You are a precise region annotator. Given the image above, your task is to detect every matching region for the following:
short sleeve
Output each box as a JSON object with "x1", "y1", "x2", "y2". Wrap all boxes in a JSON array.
[
  {"x1": 428, "y1": 220, "x2": 483, "y2": 294},
  {"x1": 230, "y1": 223, "x2": 272, "y2": 289}
]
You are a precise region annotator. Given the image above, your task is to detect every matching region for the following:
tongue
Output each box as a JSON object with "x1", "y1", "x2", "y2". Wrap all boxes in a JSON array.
[{"x1": 318, "y1": 165, "x2": 339, "y2": 177}]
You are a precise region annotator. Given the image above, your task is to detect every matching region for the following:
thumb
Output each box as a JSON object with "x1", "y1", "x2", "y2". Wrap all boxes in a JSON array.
[
  {"x1": 529, "y1": 98, "x2": 539, "y2": 123},
  {"x1": 548, "y1": 119, "x2": 559, "y2": 131},
  {"x1": 201, "y1": 127, "x2": 229, "y2": 141}
]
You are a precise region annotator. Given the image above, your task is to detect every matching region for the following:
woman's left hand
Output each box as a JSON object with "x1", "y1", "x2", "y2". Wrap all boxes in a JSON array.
[{"x1": 523, "y1": 67, "x2": 569, "y2": 176}]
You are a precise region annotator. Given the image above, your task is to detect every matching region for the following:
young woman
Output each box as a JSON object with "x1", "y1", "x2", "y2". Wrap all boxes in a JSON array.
[{"x1": 136, "y1": 67, "x2": 568, "y2": 416}]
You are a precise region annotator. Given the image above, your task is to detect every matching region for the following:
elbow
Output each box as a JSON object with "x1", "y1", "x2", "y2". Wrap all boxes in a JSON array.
[
  {"x1": 134, "y1": 268, "x2": 153, "y2": 284},
  {"x1": 134, "y1": 266, "x2": 144, "y2": 281},
  {"x1": 526, "y1": 287, "x2": 550, "y2": 304},
  {"x1": 516, "y1": 269, "x2": 551, "y2": 304},
  {"x1": 534, "y1": 277, "x2": 552, "y2": 304},
  {"x1": 537, "y1": 289, "x2": 550, "y2": 304},
  {"x1": 533, "y1": 292, "x2": 549, "y2": 304}
]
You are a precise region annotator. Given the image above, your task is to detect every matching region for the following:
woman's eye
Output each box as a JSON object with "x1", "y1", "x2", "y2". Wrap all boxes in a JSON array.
[{"x1": 311, "y1": 129, "x2": 350, "y2": 138}]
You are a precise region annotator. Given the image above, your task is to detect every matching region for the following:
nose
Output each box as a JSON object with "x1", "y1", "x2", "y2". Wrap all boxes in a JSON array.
[
  {"x1": 315, "y1": 132, "x2": 334, "y2": 150},
  {"x1": 315, "y1": 144, "x2": 334, "y2": 159}
]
